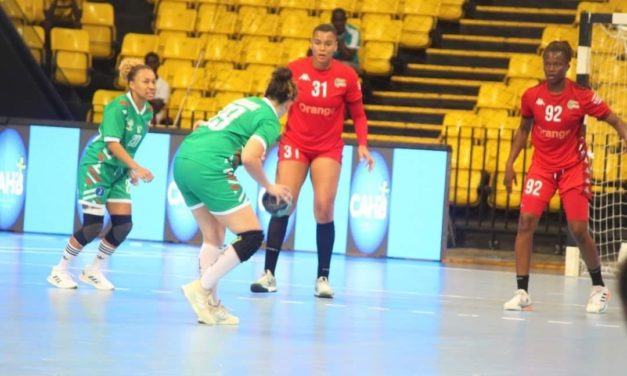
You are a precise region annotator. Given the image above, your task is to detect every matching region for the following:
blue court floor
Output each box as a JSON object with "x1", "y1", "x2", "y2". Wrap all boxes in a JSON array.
[{"x1": 0, "y1": 232, "x2": 625, "y2": 376}]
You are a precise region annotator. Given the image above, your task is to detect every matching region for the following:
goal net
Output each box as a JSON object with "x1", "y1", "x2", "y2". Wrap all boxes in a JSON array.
[{"x1": 583, "y1": 16, "x2": 627, "y2": 275}]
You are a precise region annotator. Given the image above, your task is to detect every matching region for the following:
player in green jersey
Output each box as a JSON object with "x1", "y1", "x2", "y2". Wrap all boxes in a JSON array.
[
  {"x1": 47, "y1": 58, "x2": 156, "y2": 291},
  {"x1": 177, "y1": 67, "x2": 297, "y2": 325}
]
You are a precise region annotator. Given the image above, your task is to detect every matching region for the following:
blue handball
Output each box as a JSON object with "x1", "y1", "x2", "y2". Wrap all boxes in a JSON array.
[{"x1": 261, "y1": 192, "x2": 292, "y2": 217}]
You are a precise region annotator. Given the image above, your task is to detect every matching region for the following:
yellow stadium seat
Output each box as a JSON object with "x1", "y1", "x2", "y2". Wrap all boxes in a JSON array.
[
  {"x1": 160, "y1": 59, "x2": 192, "y2": 80},
  {"x1": 278, "y1": 10, "x2": 319, "y2": 39},
  {"x1": 400, "y1": 0, "x2": 440, "y2": 16},
  {"x1": 178, "y1": 96, "x2": 216, "y2": 129},
  {"x1": 483, "y1": 115, "x2": 519, "y2": 130},
  {"x1": 196, "y1": 4, "x2": 237, "y2": 35},
  {"x1": 319, "y1": 10, "x2": 360, "y2": 27},
  {"x1": 154, "y1": 1, "x2": 187, "y2": 16},
  {"x1": 358, "y1": 0, "x2": 399, "y2": 14},
  {"x1": 203, "y1": 35, "x2": 241, "y2": 64},
  {"x1": 242, "y1": 40, "x2": 282, "y2": 66},
  {"x1": 237, "y1": 6, "x2": 279, "y2": 37},
  {"x1": 90, "y1": 89, "x2": 124, "y2": 123},
  {"x1": 476, "y1": 83, "x2": 516, "y2": 111},
  {"x1": 81, "y1": 2, "x2": 115, "y2": 58},
  {"x1": 400, "y1": 15, "x2": 435, "y2": 49},
  {"x1": 17, "y1": 0, "x2": 45, "y2": 22},
  {"x1": 156, "y1": 8, "x2": 197, "y2": 35},
  {"x1": 361, "y1": 14, "x2": 402, "y2": 42},
  {"x1": 213, "y1": 91, "x2": 246, "y2": 108},
  {"x1": 281, "y1": 38, "x2": 310, "y2": 63},
  {"x1": 361, "y1": 41, "x2": 395, "y2": 75},
  {"x1": 15, "y1": 24, "x2": 45, "y2": 64},
  {"x1": 119, "y1": 33, "x2": 158, "y2": 61},
  {"x1": 507, "y1": 54, "x2": 543, "y2": 80},
  {"x1": 162, "y1": 36, "x2": 203, "y2": 65},
  {"x1": 277, "y1": 0, "x2": 316, "y2": 11},
  {"x1": 245, "y1": 64, "x2": 275, "y2": 94},
  {"x1": 51, "y1": 27, "x2": 91, "y2": 86},
  {"x1": 489, "y1": 174, "x2": 523, "y2": 209},
  {"x1": 438, "y1": 0, "x2": 465, "y2": 21},
  {"x1": 318, "y1": 0, "x2": 356, "y2": 13},
  {"x1": 204, "y1": 61, "x2": 236, "y2": 78},
  {"x1": 212, "y1": 69, "x2": 254, "y2": 94},
  {"x1": 443, "y1": 110, "x2": 481, "y2": 128},
  {"x1": 448, "y1": 139, "x2": 485, "y2": 169},
  {"x1": 171, "y1": 66, "x2": 209, "y2": 97},
  {"x1": 237, "y1": 0, "x2": 275, "y2": 8},
  {"x1": 449, "y1": 169, "x2": 482, "y2": 206},
  {"x1": 539, "y1": 25, "x2": 578, "y2": 53},
  {"x1": 596, "y1": 60, "x2": 627, "y2": 85},
  {"x1": 609, "y1": 0, "x2": 627, "y2": 12}
]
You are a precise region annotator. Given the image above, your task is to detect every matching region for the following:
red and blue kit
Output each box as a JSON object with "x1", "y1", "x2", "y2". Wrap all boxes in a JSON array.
[
  {"x1": 519, "y1": 79, "x2": 611, "y2": 220},
  {"x1": 279, "y1": 57, "x2": 368, "y2": 164}
]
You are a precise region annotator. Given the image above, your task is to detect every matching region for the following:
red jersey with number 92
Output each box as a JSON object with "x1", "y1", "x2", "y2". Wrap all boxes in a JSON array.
[
  {"x1": 284, "y1": 57, "x2": 362, "y2": 152},
  {"x1": 521, "y1": 79, "x2": 610, "y2": 172}
]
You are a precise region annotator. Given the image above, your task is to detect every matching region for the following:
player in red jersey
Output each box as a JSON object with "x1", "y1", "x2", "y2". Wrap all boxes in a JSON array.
[
  {"x1": 502, "y1": 41, "x2": 627, "y2": 313},
  {"x1": 250, "y1": 23, "x2": 374, "y2": 298}
]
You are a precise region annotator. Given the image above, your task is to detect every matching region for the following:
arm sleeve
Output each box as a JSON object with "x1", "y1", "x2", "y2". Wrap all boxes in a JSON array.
[
  {"x1": 520, "y1": 89, "x2": 534, "y2": 118},
  {"x1": 101, "y1": 102, "x2": 126, "y2": 142},
  {"x1": 347, "y1": 100, "x2": 368, "y2": 146},
  {"x1": 580, "y1": 88, "x2": 611, "y2": 119},
  {"x1": 252, "y1": 119, "x2": 281, "y2": 152}
]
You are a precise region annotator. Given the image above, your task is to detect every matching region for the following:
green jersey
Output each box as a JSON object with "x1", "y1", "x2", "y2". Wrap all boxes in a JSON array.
[
  {"x1": 83, "y1": 93, "x2": 153, "y2": 168},
  {"x1": 177, "y1": 97, "x2": 281, "y2": 169}
]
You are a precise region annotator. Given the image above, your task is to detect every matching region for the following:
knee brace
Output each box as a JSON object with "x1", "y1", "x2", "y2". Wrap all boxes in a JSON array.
[
  {"x1": 73, "y1": 214, "x2": 104, "y2": 246},
  {"x1": 104, "y1": 215, "x2": 133, "y2": 247},
  {"x1": 231, "y1": 230, "x2": 264, "y2": 262}
]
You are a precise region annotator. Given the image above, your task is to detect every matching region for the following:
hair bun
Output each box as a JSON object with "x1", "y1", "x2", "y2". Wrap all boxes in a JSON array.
[
  {"x1": 272, "y1": 67, "x2": 292, "y2": 82},
  {"x1": 118, "y1": 58, "x2": 144, "y2": 81}
]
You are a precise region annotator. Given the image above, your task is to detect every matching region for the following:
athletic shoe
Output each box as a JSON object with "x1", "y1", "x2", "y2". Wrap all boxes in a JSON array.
[
  {"x1": 47, "y1": 266, "x2": 78, "y2": 289},
  {"x1": 79, "y1": 265, "x2": 114, "y2": 290},
  {"x1": 586, "y1": 285, "x2": 610, "y2": 313},
  {"x1": 503, "y1": 289, "x2": 533, "y2": 311},
  {"x1": 208, "y1": 302, "x2": 239, "y2": 325},
  {"x1": 314, "y1": 276, "x2": 334, "y2": 299},
  {"x1": 250, "y1": 270, "x2": 277, "y2": 293},
  {"x1": 181, "y1": 280, "x2": 214, "y2": 324}
]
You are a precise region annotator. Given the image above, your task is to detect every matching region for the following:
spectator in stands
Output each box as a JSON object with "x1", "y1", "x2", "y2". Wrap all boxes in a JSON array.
[
  {"x1": 249, "y1": 24, "x2": 374, "y2": 299},
  {"x1": 47, "y1": 58, "x2": 155, "y2": 291},
  {"x1": 145, "y1": 52, "x2": 170, "y2": 126},
  {"x1": 502, "y1": 41, "x2": 627, "y2": 314}
]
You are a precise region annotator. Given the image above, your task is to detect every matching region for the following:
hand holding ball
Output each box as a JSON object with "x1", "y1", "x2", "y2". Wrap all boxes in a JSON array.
[{"x1": 262, "y1": 192, "x2": 292, "y2": 217}]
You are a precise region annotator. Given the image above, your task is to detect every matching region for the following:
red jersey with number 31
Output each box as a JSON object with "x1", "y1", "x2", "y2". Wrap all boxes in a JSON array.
[
  {"x1": 284, "y1": 57, "x2": 362, "y2": 152},
  {"x1": 521, "y1": 79, "x2": 611, "y2": 171}
]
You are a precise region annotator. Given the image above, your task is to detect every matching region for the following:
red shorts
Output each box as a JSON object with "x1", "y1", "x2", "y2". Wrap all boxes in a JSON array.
[
  {"x1": 520, "y1": 161, "x2": 591, "y2": 221},
  {"x1": 277, "y1": 135, "x2": 343, "y2": 165}
]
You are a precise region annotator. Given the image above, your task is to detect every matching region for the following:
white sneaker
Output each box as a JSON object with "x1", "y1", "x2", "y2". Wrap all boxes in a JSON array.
[
  {"x1": 314, "y1": 276, "x2": 334, "y2": 299},
  {"x1": 208, "y1": 302, "x2": 239, "y2": 325},
  {"x1": 47, "y1": 266, "x2": 78, "y2": 289},
  {"x1": 250, "y1": 270, "x2": 277, "y2": 293},
  {"x1": 181, "y1": 280, "x2": 214, "y2": 324},
  {"x1": 79, "y1": 265, "x2": 115, "y2": 290},
  {"x1": 586, "y1": 285, "x2": 610, "y2": 313},
  {"x1": 503, "y1": 289, "x2": 533, "y2": 311}
]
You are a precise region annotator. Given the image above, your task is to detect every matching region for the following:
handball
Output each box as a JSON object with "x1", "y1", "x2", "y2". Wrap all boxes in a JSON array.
[{"x1": 261, "y1": 192, "x2": 291, "y2": 217}]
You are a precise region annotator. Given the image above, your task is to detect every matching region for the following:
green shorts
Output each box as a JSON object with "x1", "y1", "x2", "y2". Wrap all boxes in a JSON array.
[
  {"x1": 77, "y1": 162, "x2": 131, "y2": 215},
  {"x1": 173, "y1": 156, "x2": 250, "y2": 215}
]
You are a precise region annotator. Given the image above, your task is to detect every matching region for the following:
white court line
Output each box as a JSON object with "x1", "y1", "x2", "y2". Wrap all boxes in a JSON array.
[
  {"x1": 596, "y1": 324, "x2": 621, "y2": 328},
  {"x1": 501, "y1": 317, "x2": 526, "y2": 321},
  {"x1": 237, "y1": 296, "x2": 265, "y2": 301},
  {"x1": 412, "y1": 310, "x2": 435, "y2": 315},
  {"x1": 280, "y1": 300, "x2": 304, "y2": 304},
  {"x1": 548, "y1": 320, "x2": 573, "y2": 325},
  {"x1": 151, "y1": 290, "x2": 173, "y2": 294},
  {"x1": 115, "y1": 287, "x2": 130, "y2": 291},
  {"x1": 369, "y1": 307, "x2": 390, "y2": 311},
  {"x1": 457, "y1": 313, "x2": 479, "y2": 318},
  {"x1": 325, "y1": 303, "x2": 346, "y2": 308}
]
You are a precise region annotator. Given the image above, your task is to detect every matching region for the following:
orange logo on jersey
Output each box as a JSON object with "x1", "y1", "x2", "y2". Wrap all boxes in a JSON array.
[
  {"x1": 334, "y1": 78, "x2": 346, "y2": 88},
  {"x1": 567, "y1": 100, "x2": 580, "y2": 109}
]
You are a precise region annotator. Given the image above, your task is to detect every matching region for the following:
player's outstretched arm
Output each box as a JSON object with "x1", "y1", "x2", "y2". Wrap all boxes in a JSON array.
[
  {"x1": 603, "y1": 112, "x2": 627, "y2": 141},
  {"x1": 241, "y1": 137, "x2": 291, "y2": 202},
  {"x1": 503, "y1": 117, "x2": 533, "y2": 193}
]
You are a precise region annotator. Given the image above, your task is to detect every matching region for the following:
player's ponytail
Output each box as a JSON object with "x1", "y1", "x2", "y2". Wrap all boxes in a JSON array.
[
  {"x1": 118, "y1": 58, "x2": 152, "y2": 83},
  {"x1": 265, "y1": 67, "x2": 297, "y2": 104}
]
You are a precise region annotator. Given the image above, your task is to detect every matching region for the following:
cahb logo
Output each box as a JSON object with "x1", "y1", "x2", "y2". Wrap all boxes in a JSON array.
[
  {"x1": 0, "y1": 129, "x2": 27, "y2": 230},
  {"x1": 166, "y1": 148, "x2": 198, "y2": 242},
  {"x1": 349, "y1": 151, "x2": 390, "y2": 254}
]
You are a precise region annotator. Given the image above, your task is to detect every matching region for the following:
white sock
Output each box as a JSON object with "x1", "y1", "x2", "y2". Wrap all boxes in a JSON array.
[
  {"x1": 57, "y1": 242, "x2": 82, "y2": 270},
  {"x1": 200, "y1": 245, "x2": 241, "y2": 291},
  {"x1": 199, "y1": 243, "x2": 221, "y2": 276},
  {"x1": 91, "y1": 241, "x2": 116, "y2": 270}
]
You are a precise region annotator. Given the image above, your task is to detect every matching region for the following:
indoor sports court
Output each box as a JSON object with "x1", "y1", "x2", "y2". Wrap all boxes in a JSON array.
[{"x1": 1, "y1": 232, "x2": 625, "y2": 375}]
